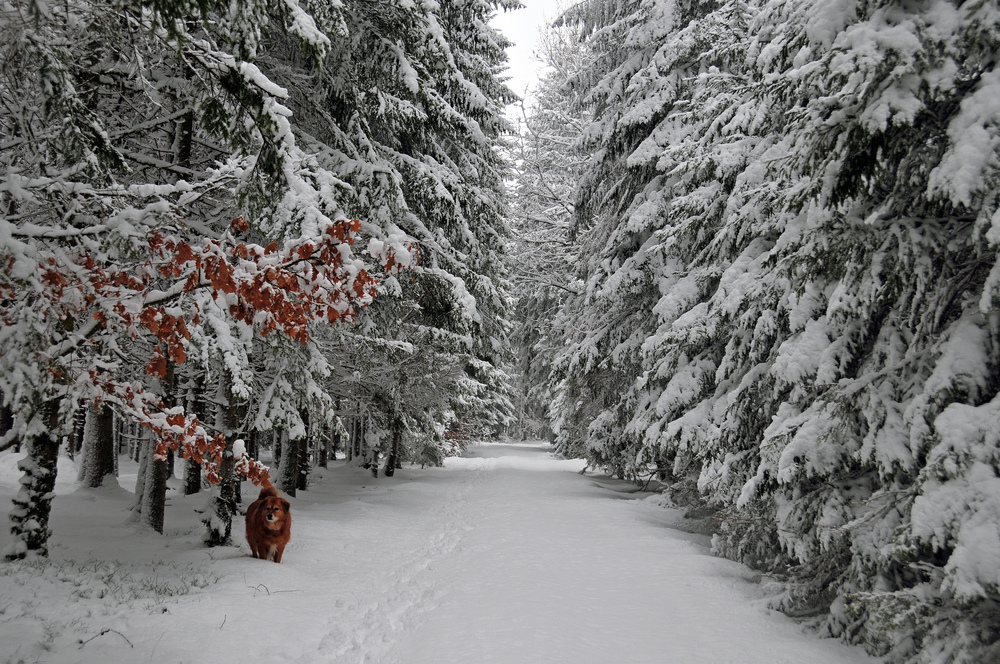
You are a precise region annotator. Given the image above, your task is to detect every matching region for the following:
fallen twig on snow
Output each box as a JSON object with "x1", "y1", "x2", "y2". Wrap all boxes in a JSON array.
[{"x1": 78, "y1": 628, "x2": 134, "y2": 649}]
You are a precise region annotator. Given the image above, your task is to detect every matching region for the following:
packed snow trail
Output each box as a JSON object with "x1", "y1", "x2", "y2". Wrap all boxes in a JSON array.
[{"x1": 0, "y1": 443, "x2": 878, "y2": 663}]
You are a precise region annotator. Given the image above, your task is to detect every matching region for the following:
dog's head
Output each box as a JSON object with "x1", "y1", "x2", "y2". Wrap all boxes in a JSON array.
[{"x1": 258, "y1": 496, "x2": 290, "y2": 529}]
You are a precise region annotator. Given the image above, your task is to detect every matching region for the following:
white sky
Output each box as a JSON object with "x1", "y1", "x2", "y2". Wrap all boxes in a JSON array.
[{"x1": 492, "y1": 0, "x2": 567, "y2": 110}]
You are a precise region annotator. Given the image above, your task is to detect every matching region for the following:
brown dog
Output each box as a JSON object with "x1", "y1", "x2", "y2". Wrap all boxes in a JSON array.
[{"x1": 245, "y1": 483, "x2": 291, "y2": 563}]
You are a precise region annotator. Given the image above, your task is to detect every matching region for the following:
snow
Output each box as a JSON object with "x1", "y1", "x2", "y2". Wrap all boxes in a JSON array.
[
  {"x1": 0, "y1": 443, "x2": 878, "y2": 663},
  {"x1": 929, "y1": 68, "x2": 1000, "y2": 208}
]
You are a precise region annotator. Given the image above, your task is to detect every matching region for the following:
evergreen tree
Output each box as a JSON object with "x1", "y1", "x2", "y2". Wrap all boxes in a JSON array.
[
  {"x1": 258, "y1": 0, "x2": 520, "y2": 452},
  {"x1": 541, "y1": 1, "x2": 1000, "y2": 661},
  {"x1": 508, "y1": 24, "x2": 593, "y2": 443}
]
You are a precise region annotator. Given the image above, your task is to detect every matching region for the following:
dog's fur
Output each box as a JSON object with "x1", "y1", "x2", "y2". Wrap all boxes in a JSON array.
[{"x1": 245, "y1": 483, "x2": 291, "y2": 563}]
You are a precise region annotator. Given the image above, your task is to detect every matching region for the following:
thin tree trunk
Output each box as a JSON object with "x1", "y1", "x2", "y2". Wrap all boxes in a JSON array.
[
  {"x1": 130, "y1": 419, "x2": 142, "y2": 462},
  {"x1": 182, "y1": 377, "x2": 205, "y2": 495},
  {"x1": 70, "y1": 404, "x2": 86, "y2": 459},
  {"x1": 353, "y1": 415, "x2": 363, "y2": 459},
  {"x1": 113, "y1": 411, "x2": 123, "y2": 469},
  {"x1": 5, "y1": 399, "x2": 60, "y2": 559},
  {"x1": 316, "y1": 430, "x2": 330, "y2": 468},
  {"x1": 332, "y1": 418, "x2": 342, "y2": 463},
  {"x1": 204, "y1": 370, "x2": 239, "y2": 547},
  {"x1": 385, "y1": 420, "x2": 402, "y2": 478},
  {"x1": 345, "y1": 416, "x2": 353, "y2": 462},
  {"x1": 132, "y1": 428, "x2": 148, "y2": 511},
  {"x1": 296, "y1": 409, "x2": 309, "y2": 492}
]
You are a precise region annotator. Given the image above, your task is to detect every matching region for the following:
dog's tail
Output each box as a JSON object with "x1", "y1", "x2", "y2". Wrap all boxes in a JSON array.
[{"x1": 257, "y1": 481, "x2": 280, "y2": 500}]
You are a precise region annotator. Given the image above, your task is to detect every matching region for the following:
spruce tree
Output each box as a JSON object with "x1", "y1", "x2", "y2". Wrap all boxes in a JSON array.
[{"x1": 543, "y1": 1, "x2": 1000, "y2": 661}]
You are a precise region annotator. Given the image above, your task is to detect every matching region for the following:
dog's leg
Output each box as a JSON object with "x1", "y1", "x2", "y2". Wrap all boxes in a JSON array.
[{"x1": 274, "y1": 544, "x2": 285, "y2": 563}]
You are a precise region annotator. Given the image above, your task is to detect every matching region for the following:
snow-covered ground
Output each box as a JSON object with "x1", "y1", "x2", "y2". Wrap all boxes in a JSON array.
[{"x1": 0, "y1": 442, "x2": 880, "y2": 663}]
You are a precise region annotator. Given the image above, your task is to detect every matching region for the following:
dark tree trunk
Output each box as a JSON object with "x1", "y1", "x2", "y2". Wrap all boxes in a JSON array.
[
  {"x1": 183, "y1": 457, "x2": 202, "y2": 495},
  {"x1": 318, "y1": 424, "x2": 328, "y2": 469},
  {"x1": 80, "y1": 403, "x2": 116, "y2": 488},
  {"x1": 385, "y1": 421, "x2": 402, "y2": 478},
  {"x1": 0, "y1": 403, "x2": 17, "y2": 453},
  {"x1": 277, "y1": 429, "x2": 298, "y2": 497},
  {"x1": 345, "y1": 416, "x2": 353, "y2": 462},
  {"x1": 204, "y1": 371, "x2": 239, "y2": 547},
  {"x1": 296, "y1": 410, "x2": 310, "y2": 492},
  {"x1": 139, "y1": 434, "x2": 170, "y2": 534},
  {"x1": 71, "y1": 404, "x2": 86, "y2": 459},
  {"x1": 137, "y1": 355, "x2": 175, "y2": 532},
  {"x1": 183, "y1": 375, "x2": 206, "y2": 495},
  {"x1": 247, "y1": 428, "x2": 259, "y2": 461},
  {"x1": 353, "y1": 416, "x2": 363, "y2": 459},
  {"x1": 5, "y1": 399, "x2": 60, "y2": 559}
]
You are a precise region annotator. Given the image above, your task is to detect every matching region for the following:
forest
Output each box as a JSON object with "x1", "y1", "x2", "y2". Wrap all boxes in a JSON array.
[{"x1": 2, "y1": 1, "x2": 999, "y2": 663}]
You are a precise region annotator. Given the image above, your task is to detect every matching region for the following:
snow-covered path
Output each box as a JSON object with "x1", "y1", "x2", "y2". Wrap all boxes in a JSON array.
[{"x1": 0, "y1": 443, "x2": 879, "y2": 663}]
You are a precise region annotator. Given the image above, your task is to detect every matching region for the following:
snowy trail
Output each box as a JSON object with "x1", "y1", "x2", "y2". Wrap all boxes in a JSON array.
[
  {"x1": 381, "y1": 444, "x2": 874, "y2": 664},
  {"x1": 0, "y1": 444, "x2": 879, "y2": 664}
]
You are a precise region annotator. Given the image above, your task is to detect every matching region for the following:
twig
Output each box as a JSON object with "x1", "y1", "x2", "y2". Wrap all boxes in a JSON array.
[
  {"x1": 78, "y1": 628, "x2": 134, "y2": 649},
  {"x1": 250, "y1": 582, "x2": 270, "y2": 596},
  {"x1": 219, "y1": 614, "x2": 227, "y2": 629},
  {"x1": 150, "y1": 632, "x2": 165, "y2": 662}
]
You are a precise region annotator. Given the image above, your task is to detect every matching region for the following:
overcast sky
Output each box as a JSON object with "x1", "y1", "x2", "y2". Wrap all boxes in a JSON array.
[{"x1": 492, "y1": 0, "x2": 566, "y2": 109}]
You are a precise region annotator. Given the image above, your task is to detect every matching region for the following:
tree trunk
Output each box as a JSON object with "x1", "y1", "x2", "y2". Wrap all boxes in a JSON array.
[
  {"x1": 182, "y1": 374, "x2": 206, "y2": 495},
  {"x1": 0, "y1": 403, "x2": 17, "y2": 453},
  {"x1": 130, "y1": 419, "x2": 142, "y2": 462},
  {"x1": 71, "y1": 404, "x2": 86, "y2": 459},
  {"x1": 296, "y1": 409, "x2": 309, "y2": 492},
  {"x1": 139, "y1": 433, "x2": 169, "y2": 534},
  {"x1": 385, "y1": 420, "x2": 402, "y2": 478},
  {"x1": 136, "y1": 355, "x2": 175, "y2": 533},
  {"x1": 332, "y1": 418, "x2": 343, "y2": 463},
  {"x1": 318, "y1": 423, "x2": 328, "y2": 469},
  {"x1": 183, "y1": 457, "x2": 202, "y2": 495},
  {"x1": 132, "y1": 429, "x2": 148, "y2": 508},
  {"x1": 79, "y1": 403, "x2": 116, "y2": 488},
  {"x1": 277, "y1": 429, "x2": 298, "y2": 497},
  {"x1": 5, "y1": 399, "x2": 60, "y2": 559},
  {"x1": 353, "y1": 415, "x2": 363, "y2": 459},
  {"x1": 345, "y1": 416, "x2": 353, "y2": 462},
  {"x1": 203, "y1": 370, "x2": 239, "y2": 547},
  {"x1": 113, "y1": 411, "x2": 123, "y2": 470}
]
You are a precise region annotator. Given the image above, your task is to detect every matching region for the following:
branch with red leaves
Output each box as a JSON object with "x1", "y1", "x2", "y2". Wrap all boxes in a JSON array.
[{"x1": 3, "y1": 217, "x2": 414, "y2": 486}]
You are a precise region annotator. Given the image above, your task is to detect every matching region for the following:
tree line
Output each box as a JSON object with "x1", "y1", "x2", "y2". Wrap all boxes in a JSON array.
[
  {"x1": 509, "y1": 1, "x2": 1000, "y2": 663},
  {"x1": 1, "y1": 0, "x2": 518, "y2": 557}
]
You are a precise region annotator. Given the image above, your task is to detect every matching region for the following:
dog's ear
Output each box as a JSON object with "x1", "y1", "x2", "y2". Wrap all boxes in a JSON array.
[{"x1": 281, "y1": 499, "x2": 290, "y2": 512}]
